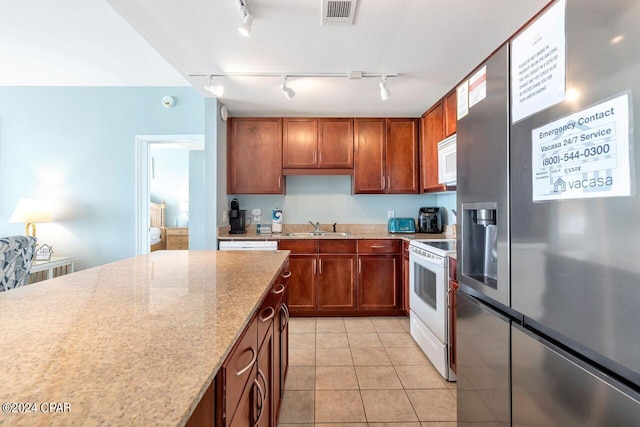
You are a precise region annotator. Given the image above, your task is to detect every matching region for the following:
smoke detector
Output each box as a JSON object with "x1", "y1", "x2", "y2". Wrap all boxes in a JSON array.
[{"x1": 321, "y1": 0, "x2": 358, "y2": 25}]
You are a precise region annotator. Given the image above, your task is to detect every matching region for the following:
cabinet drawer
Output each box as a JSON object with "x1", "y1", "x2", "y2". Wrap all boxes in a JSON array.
[
  {"x1": 278, "y1": 239, "x2": 317, "y2": 254},
  {"x1": 167, "y1": 228, "x2": 188, "y2": 235},
  {"x1": 220, "y1": 315, "x2": 258, "y2": 423},
  {"x1": 257, "y1": 289, "x2": 275, "y2": 349},
  {"x1": 319, "y1": 239, "x2": 356, "y2": 254},
  {"x1": 169, "y1": 236, "x2": 188, "y2": 244},
  {"x1": 357, "y1": 239, "x2": 400, "y2": 253}
]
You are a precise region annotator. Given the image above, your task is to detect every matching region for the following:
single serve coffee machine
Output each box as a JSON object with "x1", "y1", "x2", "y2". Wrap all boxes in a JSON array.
[{"x1": 229, "y1": 198, "x2": 248, "y2": 234}]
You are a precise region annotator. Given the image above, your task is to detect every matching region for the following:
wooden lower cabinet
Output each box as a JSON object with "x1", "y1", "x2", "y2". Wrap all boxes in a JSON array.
[
  {"x1": 287, "y1": 255, "x2": 317, "y2": 312},
  {"x1": 358, "y1": 254, "x2": 402, "y2": 310},
  {"x1": 317, "y1": 254, "x2": 357, "y2": 311},
  {"x1": 212, "y1": 264, "x2": 290, "y2": 427}
]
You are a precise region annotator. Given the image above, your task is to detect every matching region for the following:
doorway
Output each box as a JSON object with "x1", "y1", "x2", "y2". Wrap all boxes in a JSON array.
[{"x1": 135, "y1": 134, "x2": 205, "y2": 255}]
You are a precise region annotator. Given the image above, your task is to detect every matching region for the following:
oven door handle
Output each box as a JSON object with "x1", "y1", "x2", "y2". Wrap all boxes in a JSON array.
[{"x1": 410, "y1": 253, "x2": 445, "y2": 267}]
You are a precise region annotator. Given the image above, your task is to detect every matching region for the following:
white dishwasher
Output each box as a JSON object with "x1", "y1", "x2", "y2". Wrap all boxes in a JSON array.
[{"x1": 218, "y1": 241, "x2": 278, "y2": 251}]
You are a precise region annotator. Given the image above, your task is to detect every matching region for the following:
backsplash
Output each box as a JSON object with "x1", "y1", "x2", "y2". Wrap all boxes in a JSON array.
[{"x1": 227, "y1": 175, "x2": 457, "y2": 226}]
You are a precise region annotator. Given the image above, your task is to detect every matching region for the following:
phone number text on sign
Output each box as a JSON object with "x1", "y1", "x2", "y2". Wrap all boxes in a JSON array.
[{"x1": 532, "y1": 93, "x2": 632, "y2": 202}]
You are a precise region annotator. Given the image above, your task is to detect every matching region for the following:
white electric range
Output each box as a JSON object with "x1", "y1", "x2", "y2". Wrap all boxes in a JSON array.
[{"x1": 409, "y1": 239, "x2": 457, "y2": 381}]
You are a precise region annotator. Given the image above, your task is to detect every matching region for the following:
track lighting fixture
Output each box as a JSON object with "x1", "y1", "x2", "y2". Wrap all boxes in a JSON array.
[
  {"x1": 280, "y1": 76, "x2": 296, "y2": 100},
  {"x1": 204, "y1": 75, "x2": 223, "y2": 97},
  {"x1": 379, "y1": 75, "x2": 391, "y2": 101},
  {"x1": 188, "y1": 72, "x2": 398, "y2": 100},
  {"x1": 238, "y1": 0, "x2": 253, "y2": 36}
]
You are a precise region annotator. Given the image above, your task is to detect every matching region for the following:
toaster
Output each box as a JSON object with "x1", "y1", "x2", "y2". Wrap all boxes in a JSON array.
[{"x1": 387, "y1": 217, "x2": 416, "y2": 233}]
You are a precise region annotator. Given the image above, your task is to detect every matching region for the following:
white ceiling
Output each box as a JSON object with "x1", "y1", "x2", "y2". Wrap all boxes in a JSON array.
[{"x1": 2, "y1": 0, "x2": 550, "y2": 117}]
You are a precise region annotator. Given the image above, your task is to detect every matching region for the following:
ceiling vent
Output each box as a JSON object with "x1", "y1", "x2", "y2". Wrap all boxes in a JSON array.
[{"x1": 322, "y1": 0, "x2": 358, "y2": 25}]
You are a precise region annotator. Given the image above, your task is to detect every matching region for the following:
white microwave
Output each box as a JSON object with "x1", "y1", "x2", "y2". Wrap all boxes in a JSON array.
[{"x1": 437, "y1": 134, "x2": 457, "y2": 185}]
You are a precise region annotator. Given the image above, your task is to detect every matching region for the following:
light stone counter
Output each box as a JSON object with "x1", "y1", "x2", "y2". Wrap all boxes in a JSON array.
[
  {"x1": 218, "y1": 223, "x2": 453, "y2": 242},
  {"x1": 0, "y1": 250, "x2": 290, "y2": 426}
]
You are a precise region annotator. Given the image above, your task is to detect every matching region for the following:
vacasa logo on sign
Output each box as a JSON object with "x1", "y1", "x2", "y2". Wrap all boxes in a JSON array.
[
  {"x1": 553, "y1": 178, "x2": 566, "y2": 192},
  {"x1": 568, "y1": 176, "x2": 613, "y2": 189}
]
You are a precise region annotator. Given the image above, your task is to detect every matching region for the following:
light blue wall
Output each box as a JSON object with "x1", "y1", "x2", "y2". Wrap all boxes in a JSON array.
[
  {"x1": 0, "y1": 87, "x2": 205, "y2": 270},
  {"x1": 233, "y1": 175, "x2": 443, "y2": 226},
  {"x1": 189, "y1": 150, "x2": 206, "y2": 250},
  {"x1": 436, "y1": 192, "x2": 458, "y2": 226}
]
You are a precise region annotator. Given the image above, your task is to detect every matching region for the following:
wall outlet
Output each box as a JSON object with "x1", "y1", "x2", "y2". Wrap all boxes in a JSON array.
[
  {"x1": 222, "y1": 210, "x2": 228, "y2": 223},
  {"x1": 387, "y1": 210, "x2": 395, "y2": 219}
]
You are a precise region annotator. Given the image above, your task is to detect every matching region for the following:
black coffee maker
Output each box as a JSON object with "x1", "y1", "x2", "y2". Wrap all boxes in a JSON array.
[
  {"x1": 229, "y1": 198, "x2": 248, "y2": 234},
  {"x1": 418, "y1": 207, "x2": 443, "y2": 234}
]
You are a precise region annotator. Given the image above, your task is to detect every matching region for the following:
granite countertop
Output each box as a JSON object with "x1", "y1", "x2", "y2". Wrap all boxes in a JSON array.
[
  {"x1": 218, "y1": 223, "x2": 454, "y2": 243},
  {"x1": 0, "y1": 250, "x2": 290, "y2": 426}
]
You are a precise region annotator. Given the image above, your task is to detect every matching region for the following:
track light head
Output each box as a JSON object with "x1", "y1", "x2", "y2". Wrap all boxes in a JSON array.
[
  {"x1": 204, "y1": 76, "x2": 224, "y2": 97},
  {"x1": 238, "y1": 5, "x2": 253, "y2": 36},
  {"x1": 281, "y1": 76, "x2": 296, "y2": 100},
  {"x1": 379, "y1": 75, "x2": 391, "y2": 101}
]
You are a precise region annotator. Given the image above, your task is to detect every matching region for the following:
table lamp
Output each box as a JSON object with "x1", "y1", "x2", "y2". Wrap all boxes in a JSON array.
[{"x1": 9, "y1": 198, "x2": 53, "y2": 238}]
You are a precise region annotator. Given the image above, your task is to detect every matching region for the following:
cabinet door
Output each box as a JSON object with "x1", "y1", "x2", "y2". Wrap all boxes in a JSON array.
[
  {"x1": 287, "y1": 255, "x2": 317, "y2": 312},
  {"x1": 283, "y1": 118, "x2": 317, "y2": 168},
  {"x1": 317, "y1": 254, "x2": 357, "y2": 311},
  {"x1": 358, "y1": 254, "x2": 401, "y2": 310},
  {"x1": 444, "y1": 91, "x2": 457, "y2": 137},
  {"x1": 228, "y1": 118, "x2": 283, "y2": 194},
  {"x1": 256, "y1": 326, "x2": 273, "y2": 427},
  {"x1": 421, "y1": 102, "x2": 444, "y2": 192},
  {"x1": 318, "y1": 118, "x2": 354, "y2": 168},
  {"x1": 353, "y1": 118, "x2": 386, "y2": 194},
  {"x1": 386, "y1": 118, "x2": 419, "y2": 194},
  {"x1": 228, "y1": 366, "x2": 257, "y2": 427}
]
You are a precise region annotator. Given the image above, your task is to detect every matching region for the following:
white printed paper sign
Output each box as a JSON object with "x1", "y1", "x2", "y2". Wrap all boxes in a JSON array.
[
  {"x1": 512, "y1": 0, "x2": 566, "y2": 122},
  {"x1": 468, "y1": 66, "x2": 486, "y2": 109},
  {"x1": 457, "y1": 80, "x2": 469, "y2": 120},
  {"x1": 532, "y1": 94, "x2": 632, "y2": 202}
]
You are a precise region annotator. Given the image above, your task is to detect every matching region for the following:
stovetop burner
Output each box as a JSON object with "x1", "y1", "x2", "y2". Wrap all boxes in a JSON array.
[{"x1": 410, "y1": 239, "x2": 456, "y2": 256}]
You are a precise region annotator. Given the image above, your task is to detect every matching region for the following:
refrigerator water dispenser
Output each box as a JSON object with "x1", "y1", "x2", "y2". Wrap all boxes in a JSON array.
[{"x1": 461, "y1": 202, "x2": 498, "y2": 288}]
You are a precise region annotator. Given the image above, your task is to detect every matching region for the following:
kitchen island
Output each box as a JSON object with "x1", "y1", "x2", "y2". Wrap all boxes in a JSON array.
[{"x1": 0, "y1": 250, "x2": 290, "y2": 426}]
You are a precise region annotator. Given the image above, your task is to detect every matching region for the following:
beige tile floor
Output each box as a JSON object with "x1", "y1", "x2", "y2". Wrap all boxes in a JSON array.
[{"x1": 278, "y1": 316, "x2": 457, "y2": 427}]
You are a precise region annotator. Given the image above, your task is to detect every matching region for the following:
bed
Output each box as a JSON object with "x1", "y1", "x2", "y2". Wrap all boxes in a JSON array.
[{"x1": 150, "y1": 199, "x2": 166, "y2": 252}]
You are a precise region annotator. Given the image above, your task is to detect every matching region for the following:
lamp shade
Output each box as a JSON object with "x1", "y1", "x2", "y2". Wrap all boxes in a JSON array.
[{"x1": 9, "y1": 199, "x2": 53, "y2": 224}]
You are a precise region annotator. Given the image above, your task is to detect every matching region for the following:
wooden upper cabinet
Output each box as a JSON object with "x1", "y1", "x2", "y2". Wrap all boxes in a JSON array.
[
  {"x1": 386, "y1": 118, "x2": 419, "y2": 194},
  {"x1": 228, "y1": 118, "x2": 284, "y2": 194},
  {"x1": 317, "y1": 118, "x2": 354, "y2": 168},
  {"x1": 353, "y1": 118, "x2": 386, "y2": 194},
  {"x1": 283, "y1": 118, "x2": 317, "y2": 168},
  {"x1": 444, "y1": 90, "x2": 457, "y2": 137},
  {"x1": 421, "y1": 102, "x2": 444, "y2": 192}
]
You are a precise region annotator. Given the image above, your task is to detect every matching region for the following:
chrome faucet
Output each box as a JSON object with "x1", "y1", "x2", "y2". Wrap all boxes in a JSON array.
[{"x1": 309, "y1": 221, "x2": 322, "y2": 232}]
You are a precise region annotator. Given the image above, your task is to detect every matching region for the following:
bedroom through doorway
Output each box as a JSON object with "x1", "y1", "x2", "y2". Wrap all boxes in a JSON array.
[{"x1": 134, "y1": 134, "x2": 205, "y2": 255}]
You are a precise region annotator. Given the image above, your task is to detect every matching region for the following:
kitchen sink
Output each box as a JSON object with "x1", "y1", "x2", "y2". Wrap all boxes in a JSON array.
[{"x1": 284, "y1": 232, "x2": 351, "y2": 237}]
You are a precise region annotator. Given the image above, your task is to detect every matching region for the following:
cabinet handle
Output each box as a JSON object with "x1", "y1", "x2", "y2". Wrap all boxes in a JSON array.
[
  {"x1": 282, "y1": 271, "x2": 292, "y2": 279},
  {"x1": 381, "y1": 176, "x2": 385, "y2": 190},
  {"x1": 313, "y1": 259, "x2": 316, "y2": 274},
  {"x1": 358, "y1": 258, "x2": 362, "y2": 275},
  {"x1": 236, "y1": 347, "x2": 256, "y2": 376},
  {"x1": 257, "y1": 368, "x2": 268, "y2": 402},
  {"x1": 387, "y1": 176, "x2": 390, "y2": 189},
  {"x1": 253, "y1": 377, "x2": 265, "y2": 425},
  {"x1": 273, "y1": 283, "x2": 286, "y2": 295},
  {"x1": 370, "y1": 245, "x2": 386, "y2": 248},
  {"x1": 281, "y1": 304, "x2": 290, "y2": 330},
  {"x1": 278, "y1": 176, "x2": 282, "y2": 190},
  {"x1": 319, "y1": 150, "x2": 322, "y2": 165},
  {"x1": 319, "y1": 259, "x2": 322, "y2": 274},
  {"x1": 259, "y1": 306, "x2": 275, "y2": 322}
]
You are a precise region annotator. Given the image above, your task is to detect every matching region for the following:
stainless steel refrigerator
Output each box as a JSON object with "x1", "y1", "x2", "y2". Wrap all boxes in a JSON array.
[{"x1": 456, "y1": 0, "x2": 640, "y2": 424}]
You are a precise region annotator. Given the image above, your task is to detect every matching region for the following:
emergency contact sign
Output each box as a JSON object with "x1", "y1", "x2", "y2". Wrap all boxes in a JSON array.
[{"x1": 532, "y1": 93, "x2": 632, "y2": 202}]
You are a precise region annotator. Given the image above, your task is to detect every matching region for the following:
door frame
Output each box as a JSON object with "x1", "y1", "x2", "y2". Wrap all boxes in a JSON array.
[{"x1": 134, "y1": 134, "x2": 204, "y2": 255}]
